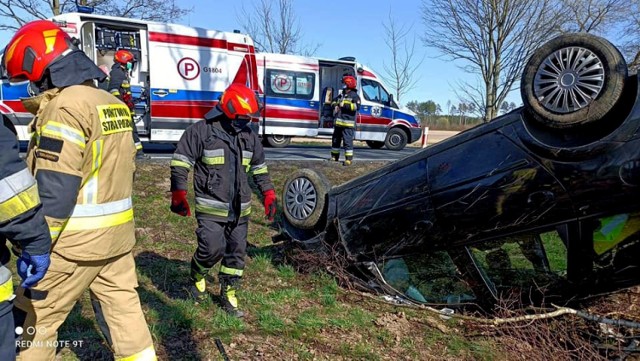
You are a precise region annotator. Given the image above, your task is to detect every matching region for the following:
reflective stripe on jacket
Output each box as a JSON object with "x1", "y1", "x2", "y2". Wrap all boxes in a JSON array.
[
  {"x1": 170, "y1": 115, "x2": 274, "y2": 222},
  {"x1": 0, "y1": 120, "x2": 51, "y2": 259},
  {"x1": 332, "y1": 90, "x2": 361, "y2": 128},
  {"x1": 24, "y1": 83, "x2": 137, "y2": 261}
]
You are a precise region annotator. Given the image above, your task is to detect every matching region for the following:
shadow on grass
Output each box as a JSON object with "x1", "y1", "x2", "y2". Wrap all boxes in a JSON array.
[
  {"x1": 56, "y1": 302, "x2": 112, "y2": 359},
  {"x1": 135, "y1": 251, "x2": 205, "y2": 360}
]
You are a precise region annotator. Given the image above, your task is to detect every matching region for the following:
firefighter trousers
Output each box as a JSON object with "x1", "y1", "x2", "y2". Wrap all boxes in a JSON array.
[
  {"x1": 191, "y1": 218, "x2": 248, "y2": 279},
  {"x1": 0, "y1": 300, "x2": 15, "y2": 361},
  {"x1": 331, "y1": 126, "x2": 354, "y2": 160},
  {"x1": 13, "y1": 252, "x2": 156, "y2": 361}
]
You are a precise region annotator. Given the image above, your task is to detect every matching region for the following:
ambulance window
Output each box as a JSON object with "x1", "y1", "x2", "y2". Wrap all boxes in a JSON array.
[
  {"x1": 266, "y1": 70, "x2": 315, "y2": 100},
  {"x1": 361, "y1": 79, "x2": 389, "y2": 105}
]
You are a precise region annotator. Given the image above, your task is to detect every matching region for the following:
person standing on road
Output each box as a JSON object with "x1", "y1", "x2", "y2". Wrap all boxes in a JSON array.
[
  {"x1": 330, "y1": 75, "x2": 361, "y2": 166},
  {"x1": 3, "y1": 20, "x2": 156, "y2": 360},
  {"x1": 169, "y1": 83, "x2": 277, "y2": 318},
  {"x1": 0, "y1": 119, "x2": 51, "y2": 361},
  {"x1": 109, "y1": 49, "x2": 147, "y2": 160}
]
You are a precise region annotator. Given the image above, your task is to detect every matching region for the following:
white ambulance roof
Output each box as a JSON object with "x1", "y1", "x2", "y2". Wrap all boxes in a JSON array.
[{"x1": 51, "y1": 12, "x2": 253, "y2": 45}]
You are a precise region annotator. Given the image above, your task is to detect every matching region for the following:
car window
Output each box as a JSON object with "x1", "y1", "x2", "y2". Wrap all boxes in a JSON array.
[
  {"x1": 469, "y1": 232, "x2": 567, "y2": 292},
  {"x1": 266, "y1": 69, "x2": 315, "y2": 100},
  {"x1": 361, "y1": 79, "x2": 381, "y2": 103},
  {"x1": 379, "y1": 252, "x2": 477, "y2": 305},
  {"x1": 361, "y1": 79, "x2": 391, "y2": 106}
]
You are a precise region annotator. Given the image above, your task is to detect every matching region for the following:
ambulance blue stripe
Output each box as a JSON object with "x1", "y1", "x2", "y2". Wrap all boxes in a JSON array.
[
  {"x1": 150, "y1": 88, "x2": 223, "y2": 102},
  {"x1": 359, "y1": 106, "x2": 419, "y2": 125},
  {"x1": 264, "y1": 97, "x2": 319, "y2": 110}
]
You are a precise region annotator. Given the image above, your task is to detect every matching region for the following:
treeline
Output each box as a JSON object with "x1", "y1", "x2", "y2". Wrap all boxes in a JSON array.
[{"x1": 406, "y1": 100, "x2": 519, "y2": 130}]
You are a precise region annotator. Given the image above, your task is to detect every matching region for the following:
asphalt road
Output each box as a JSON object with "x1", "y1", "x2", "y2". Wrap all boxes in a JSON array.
[
  {"x1": 20, "y1": 130, "x2": 458, "y2": 162},
  {"x1": 143, "y1": 143, "x2": 421, "y2": 161},
  {"x1": 142, "y1": 130, "x2": 459, "y2": 161}
]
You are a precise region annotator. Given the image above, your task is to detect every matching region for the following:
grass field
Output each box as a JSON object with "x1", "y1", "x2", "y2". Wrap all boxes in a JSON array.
[
  {"x1": 13, "y1": 159, "x2": 638, "y2": 360},
  {"x1": 42, "y1": 160, "x2": 503, "y2": 360}
]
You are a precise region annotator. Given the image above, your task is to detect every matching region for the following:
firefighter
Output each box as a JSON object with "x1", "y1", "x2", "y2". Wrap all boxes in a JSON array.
[
  {"x1": 330, "y1": 75, "x2": 361, "y2": 166},
  {"x1": 0, "y1": 121, "x2": 52, "y2": 361},
  {"x1": 3, "y1": 20, "x2": 156, "y2": 360},
  {"x1": 108, "y1": 49, "x2": 147, "y2": 159},
  {"x1": 170, "y1": 83, "x2": 277, "y2": 318}
]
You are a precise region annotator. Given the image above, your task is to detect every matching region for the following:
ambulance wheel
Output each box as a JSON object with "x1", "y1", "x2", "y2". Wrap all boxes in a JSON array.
[
  {"x1": 366, "y1": 140, "x2": 385, "y2": 149},
  {"x1": 283, "y1": 169, "x2": 330, "y2": 230},
  {"x1": 266, "y1": 135, "x2": 291, "y2": 148},
  {"x1": 385, "y1": 128, "x2": 408, "y2": 150}
]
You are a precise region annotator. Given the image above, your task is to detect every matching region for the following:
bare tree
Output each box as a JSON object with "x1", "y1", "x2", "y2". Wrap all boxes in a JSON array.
[
  {"x1": 618, "y1": 1, "x2": 640, "y2": 70},
  {"x1": 238, "y1": 0, "x2": 319, "y2": 56},
  {"x1": 422, "y1": 0, "x2": 563, "y2": 121},
  {"x1": 559, "y1": 0, "x2": 627, "y2": 35},
  {"x1": 381, "y1": 10, "x2": 424, "y2": 103},
  {"x1": 0, "y1": 0, "x2": 191, "y2": 31}
]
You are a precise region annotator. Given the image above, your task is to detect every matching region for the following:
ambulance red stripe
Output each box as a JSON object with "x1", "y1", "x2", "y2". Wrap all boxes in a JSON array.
[{"x1": 149, "y1": 32, "x2": 255, "y2": 52}]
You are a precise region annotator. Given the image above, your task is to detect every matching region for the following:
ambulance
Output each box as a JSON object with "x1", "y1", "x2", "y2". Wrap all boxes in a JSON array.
[
  {"x1": 256, "y1": 53, "x2": 422, "y2": 150},
  {"x1": 0, "y1": 12, "x2": 260, "y2": 142}
]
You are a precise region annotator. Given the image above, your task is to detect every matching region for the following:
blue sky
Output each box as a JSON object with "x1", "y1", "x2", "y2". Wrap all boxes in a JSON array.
[{"x1": 0, "y1": 0, "x2": 521, "y2": 110}]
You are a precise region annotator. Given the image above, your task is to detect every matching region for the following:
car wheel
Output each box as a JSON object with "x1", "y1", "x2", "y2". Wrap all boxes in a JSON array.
[
  {"x1": 385, "y1": 128, "x2": 408, "y2": 150},
  {"x1": 266, "y1": 135, "x2": 291, "y2": 148},
  {"x1": 521, "y1": 33, "x2": 627, "y2": 128},
  {"x1": 283, "y1": 169, "x2": 330, "y2": 230},
  {"x1": 366, "y1": 140, "x2": 384, "y2": 149}
]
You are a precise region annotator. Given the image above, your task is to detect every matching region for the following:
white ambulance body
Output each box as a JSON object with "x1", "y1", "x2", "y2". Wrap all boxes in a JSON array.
[
  {"x1": 256, "y1": 53, "x2": 422, "y2": 150},
  {"x1": 0, "y1": 12, "x2": 259, "y2": 142}
]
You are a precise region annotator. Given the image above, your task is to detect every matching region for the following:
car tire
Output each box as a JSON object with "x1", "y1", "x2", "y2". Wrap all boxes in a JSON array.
[
  {"x1": 266, "y1": 135, "x2": 291, "y2": 148},
  {"x1": 366, "y1": 140, "x2": 385, "y2": 149},
  {"x1": 282, "y1": 169, "x2": 330, "y2": 230},
  {"x1": 385, "y1": 128, "x2": 408, "y2": 150},
  {"x1": 521, "y1": 33, "x2": 627, "y2": 128}
]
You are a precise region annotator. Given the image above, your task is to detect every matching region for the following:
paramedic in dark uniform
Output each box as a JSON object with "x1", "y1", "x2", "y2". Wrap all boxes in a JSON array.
[
  {"x1": 170, "y1": 83, "x2": 277, "y2": 318},
  {"x1": 330, "y1": 75, "x2": 361, "y2": 166},
  {"x1": 0, "y1": 112, "x2": 51, "y2": 360},
  {"x1": 109, "y1": 49, "x2": 147, "y2": 159}
]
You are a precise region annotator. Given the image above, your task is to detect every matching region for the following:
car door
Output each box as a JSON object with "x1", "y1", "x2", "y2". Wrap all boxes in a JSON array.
[{"x1": 357, "y1": 78, "x2": 394, "y2": 142}]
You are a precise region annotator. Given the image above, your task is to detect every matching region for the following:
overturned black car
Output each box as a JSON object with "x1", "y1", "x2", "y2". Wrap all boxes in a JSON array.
[{"x1": 278, "y1": 33, "x2": 640, "y2": 309}]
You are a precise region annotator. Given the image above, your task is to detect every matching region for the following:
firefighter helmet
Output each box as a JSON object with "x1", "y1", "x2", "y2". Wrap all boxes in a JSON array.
[
  {"x1": 219, "y1": 83, "x2": 260, "y2": 119},
  {"x1": 114, "y1": 49, "x2": 135, "y2": 65},
  {"x1": 2, "y1": 20, "x2": 73, "y2": 83},
  {"x1": 342, "y1": 75, "x2": 357, "y2": 90}
]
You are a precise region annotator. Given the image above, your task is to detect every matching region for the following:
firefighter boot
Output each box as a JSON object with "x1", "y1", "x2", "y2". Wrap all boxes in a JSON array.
[
  {"x1": 219, "y1": 276, "x2": 244, "y2": 318},
  {"x1": 189, "y1": 258, "x2": 209, "y2": 302},
  {"x1": 344, "y1": 156, "x2": 353, "y2": 166},
  {"x1": 329, "y1": 151, "x2": 340, "y2": 162}
]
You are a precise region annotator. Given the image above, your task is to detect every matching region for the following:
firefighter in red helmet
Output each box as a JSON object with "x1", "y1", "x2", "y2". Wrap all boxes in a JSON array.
[
  {"x1": 170, "y1": 83, "x2": 276, "y2": 317},
  {"x1": 109, "y1": 49, "x2": 147, "y2": 159},
  {"x1": 3, "y1": 19, "x2": 156, "y2": 360},
  {"x1": 330, "y1": 75, "x2": 361, "y2": 165}
]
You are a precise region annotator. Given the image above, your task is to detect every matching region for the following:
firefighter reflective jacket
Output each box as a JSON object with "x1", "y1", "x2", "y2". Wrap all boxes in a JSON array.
[
  {"x1": 332, "y1": 89, "x2": 361, "y2": 128},
  {"x1": 24, "y1": 82, "x2": 137, "y2": 261},
  {"x1": 108, "y1": 64, "x2": 134, "y2": 110},
  {"x1": 0, "y1": 121, "x2": 51, "y2": 301},
  {"x1": 170, "y1": 112, "x2": 274, "y2": 222}
]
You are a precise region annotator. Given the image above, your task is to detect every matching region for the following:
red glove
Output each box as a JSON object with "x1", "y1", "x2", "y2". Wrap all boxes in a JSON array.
[
  {"x1": 122, "y1": 92, "x2": 135, "y2": 111},
  {"x1": 170, "y1": 190, "x2": 191, "y2": 217},
  {"x1": 263, "y1": 189, "x2": 277, "y2": 222}
]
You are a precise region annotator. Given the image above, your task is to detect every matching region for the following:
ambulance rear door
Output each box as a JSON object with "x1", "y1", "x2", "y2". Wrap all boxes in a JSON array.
[{"x1": 146, "y1": 23, "x2": 230, "y2": 142}]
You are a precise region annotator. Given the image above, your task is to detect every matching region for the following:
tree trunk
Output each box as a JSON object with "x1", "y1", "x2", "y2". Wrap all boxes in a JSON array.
[{"x1": 52, "y1": 0, "x2": 60, "y2": 15}]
